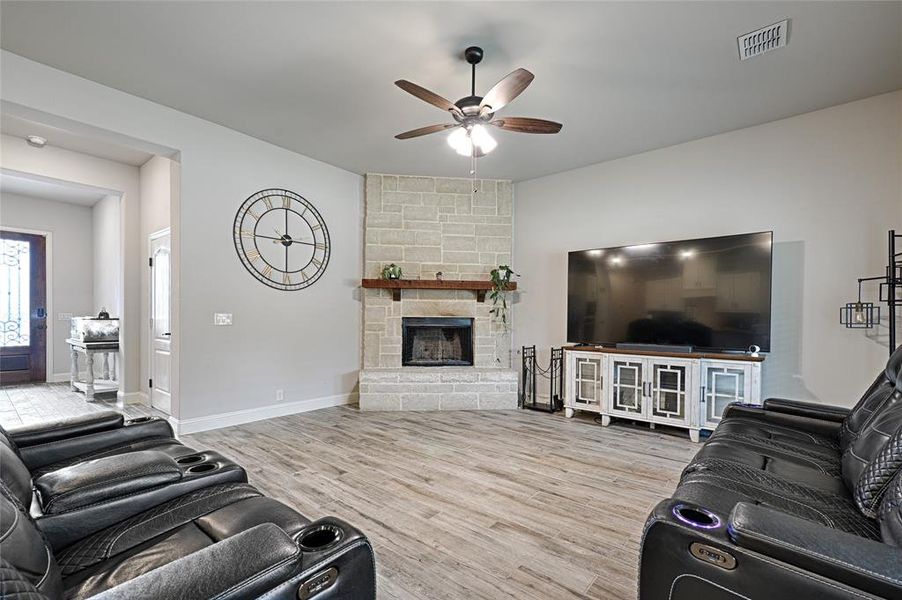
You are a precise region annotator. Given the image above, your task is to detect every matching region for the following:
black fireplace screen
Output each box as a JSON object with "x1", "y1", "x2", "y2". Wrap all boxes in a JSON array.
[{"x1": 402, "y1": 317, "x2": 474, "y2": 366}]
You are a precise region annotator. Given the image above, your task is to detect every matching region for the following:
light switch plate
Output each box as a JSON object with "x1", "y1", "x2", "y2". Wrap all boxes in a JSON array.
[
  {"x1": 214, "y1": 313, "x2": 233, "y2": 326},
  {"x1": 58, "y1": 312, "x2": 73, "y2": 321}
]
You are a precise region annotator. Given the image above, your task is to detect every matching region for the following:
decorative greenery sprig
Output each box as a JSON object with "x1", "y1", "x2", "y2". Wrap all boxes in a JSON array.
[{"x1": 489, "y1": 265, "x2": 518, "y2": 326}]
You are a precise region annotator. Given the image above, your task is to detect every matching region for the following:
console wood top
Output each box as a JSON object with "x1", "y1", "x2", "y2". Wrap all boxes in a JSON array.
[
  {"x1": 361, "y1": 279, "x2": 516, "y2": 302},
  {"x1": 564, "y1": 345, "x2": 765, "y2": 362}
]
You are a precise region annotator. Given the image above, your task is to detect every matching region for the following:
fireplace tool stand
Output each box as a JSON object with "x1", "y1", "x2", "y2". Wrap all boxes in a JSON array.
[{"x1": 520, "y1": 346, "x2": 564, "y2": 413}]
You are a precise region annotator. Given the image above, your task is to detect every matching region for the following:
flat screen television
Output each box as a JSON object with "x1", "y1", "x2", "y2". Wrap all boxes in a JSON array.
[{"x1": 567, "y1": 231, "x2": 773, "y2": 352}]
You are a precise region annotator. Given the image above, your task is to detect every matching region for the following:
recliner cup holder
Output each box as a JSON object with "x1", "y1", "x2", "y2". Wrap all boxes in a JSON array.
[
  {"x1": 672, "y1": 504, "x2": 720, "y2": 529},
  {"x1": 186, "y1": 463, "x2": 218, "y2": 474},
  {"x1": 299, "y1": 524, "x2": 343, "y2": 551},
  {"x1": 176, "y1": 455, "x2": 205, "y2": 465}
]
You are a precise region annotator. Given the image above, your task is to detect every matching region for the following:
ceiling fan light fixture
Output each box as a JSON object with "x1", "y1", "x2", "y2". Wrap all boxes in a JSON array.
[{"x1": 447, "y1": 125, "x2": 497, "y2": 157}]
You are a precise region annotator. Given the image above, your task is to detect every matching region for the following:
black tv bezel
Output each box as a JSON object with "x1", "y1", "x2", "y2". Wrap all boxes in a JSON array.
[{"x1": 566, "y1": 230, "x2": 774, "y2": 353}]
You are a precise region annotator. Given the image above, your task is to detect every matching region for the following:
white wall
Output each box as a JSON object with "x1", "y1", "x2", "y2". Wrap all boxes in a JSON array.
[
  {"x1": 0, "y1": 133, "x2": 140, "y2": 394},
  {"x1": 0, "y1": 192, "x2": 93, "y2": 378},
  {"x1": 514, "y1": 91, "x2": 902, "y2": 407},
  {"x1": 1, "y1": 51, "x2": 363, "y2": 428},
  {"x1": 92, "y1": 194, "x2": 120, "y2": 317}
]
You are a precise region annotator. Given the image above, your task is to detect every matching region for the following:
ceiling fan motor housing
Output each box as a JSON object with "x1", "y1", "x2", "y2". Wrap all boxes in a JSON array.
[{"x1": 464, "y1": 46, "x2": 484, "y2": 65}]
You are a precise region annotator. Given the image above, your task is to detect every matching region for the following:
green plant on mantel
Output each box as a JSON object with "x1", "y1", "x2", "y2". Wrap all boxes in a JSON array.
[{"x1": 489, "y1": 265, "x2": 518, "y2": 326}]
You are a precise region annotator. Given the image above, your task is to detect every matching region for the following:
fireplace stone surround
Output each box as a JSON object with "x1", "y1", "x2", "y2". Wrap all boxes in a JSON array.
[{"x1": 359, "y1": 173, "x2": 518, "y2": 411}]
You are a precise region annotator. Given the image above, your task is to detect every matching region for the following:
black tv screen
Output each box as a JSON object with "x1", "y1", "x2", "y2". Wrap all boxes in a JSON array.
[{"x1": 567, "y1": 232, "x2": 772, "y2": 352}]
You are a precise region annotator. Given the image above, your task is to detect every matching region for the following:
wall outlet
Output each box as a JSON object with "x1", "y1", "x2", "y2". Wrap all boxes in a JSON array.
[
  {"x1": 275, "y1": 389, "x2": 284, "y2": 402},
  {"x1": 213, "y1": 313, "x2": 233, "y2": 326},
  {"x1": 58, "y1": 312, "x2": 73, "y2": 321}
]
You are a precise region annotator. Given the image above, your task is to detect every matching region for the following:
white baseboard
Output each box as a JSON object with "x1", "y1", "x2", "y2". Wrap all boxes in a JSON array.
[
  {"x1": 171, "y1": 392, "x2": 358, "y2": 435},
  {"x1": 117, "y1": 391, "x2": 148, "y2": 405},
  {"x1": 48, "y1": 372, "x2": 71, "y2": 383}
]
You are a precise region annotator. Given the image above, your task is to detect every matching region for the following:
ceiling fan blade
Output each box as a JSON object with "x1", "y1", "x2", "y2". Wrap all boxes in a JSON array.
[
  {"x1": 479, "y1": 68, "x2": 534, "y2": 113},
  {"x1": 491, "y1": 117, "x2": 562, "y2": 134},
  {"x1": 395, "y1": 123, "x2": 458, "y2": 140},
  {"x1": 395, "y1": 80, "x2": 463, "y2": 117}
]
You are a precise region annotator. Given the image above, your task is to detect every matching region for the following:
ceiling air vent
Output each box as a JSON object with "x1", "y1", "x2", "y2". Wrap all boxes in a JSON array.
[{"x1": 737, "y1": 19, "x2": 790, "y2": 61}]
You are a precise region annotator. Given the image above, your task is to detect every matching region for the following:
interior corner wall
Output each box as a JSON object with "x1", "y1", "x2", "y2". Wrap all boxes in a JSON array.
[
  {"x1": 92, "y1": 194, "x2": 121, "y2": 317},
  {"x1": 0, "y1": 133, "x2": 141, "y2": 394},
  {"x1": 0, "y1": 51, "x2": 363, "y2": 427},
  {"x1": 513, "y1": 90, "x2": 902, "y2": 407},
  {"x1": 0, "y1": 192, "x2": 94, "y2": 378},
  {"x1": 139, "y1": 155, "x2": 175, "y2": 401}
]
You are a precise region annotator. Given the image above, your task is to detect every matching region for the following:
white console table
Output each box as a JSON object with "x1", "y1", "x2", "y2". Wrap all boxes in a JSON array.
[
  {"x1": 563, "y1": 346, "x2": 763, "y2": 442},
  {"x1": 67, "y1": 338, "x2": 119, "y2": 400}
]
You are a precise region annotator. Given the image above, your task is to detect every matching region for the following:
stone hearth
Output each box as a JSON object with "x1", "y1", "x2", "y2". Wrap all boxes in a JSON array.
[{"x1": 359, "y1": 173, "x2": 518, "y2": 411}]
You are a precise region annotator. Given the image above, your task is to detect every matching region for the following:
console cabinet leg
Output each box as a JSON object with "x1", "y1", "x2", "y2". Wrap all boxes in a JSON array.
[
  {"x1": 565, "y1": 408, "x2": 575, "y2": 418},
  {"x1": 601, "y1": 415, "x2": 611, "y2": 427},
  {"x1": 689, "y1": 429, "x2": 700, "y2": 443}
]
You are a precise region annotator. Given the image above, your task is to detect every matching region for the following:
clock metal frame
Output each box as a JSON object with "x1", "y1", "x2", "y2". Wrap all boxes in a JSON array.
[{"x1": 233, "y1": 188, "x2": 331, "y2": 291}]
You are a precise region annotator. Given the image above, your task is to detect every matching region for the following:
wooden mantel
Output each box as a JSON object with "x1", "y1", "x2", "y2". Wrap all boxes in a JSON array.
[{"x1": 361, "y1": 279, "x2": 517, "y2": 302}]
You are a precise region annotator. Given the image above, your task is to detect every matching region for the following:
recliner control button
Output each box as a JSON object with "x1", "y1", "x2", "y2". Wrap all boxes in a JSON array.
[
  {"x1": 689, "y1": 542, "x2": 737, "y2": 569},
  {"x1": 298, "y1": 566, "x2": 338, "y2": 599}
]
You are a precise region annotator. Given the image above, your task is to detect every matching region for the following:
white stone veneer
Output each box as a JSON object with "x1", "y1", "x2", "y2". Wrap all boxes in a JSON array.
[{"x1": 360, "y1": 173, "x2": 517, "y2": 411}]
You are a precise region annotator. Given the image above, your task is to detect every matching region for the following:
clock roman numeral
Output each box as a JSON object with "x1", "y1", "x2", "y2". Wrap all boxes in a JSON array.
[
  {"x1": 311, "y1": 257, "x2": 322, "y2": 268},
  {"x1": 246, "y1": 249, "x2": 261, "y2": 261},
  {"x1": 240, "y1": 230, "x2": 256, "y2": 238},
  {"x1": 311, "y1": 224, "x2": 321, "y2": 231},
  {"x1": 315, "y1": 242, "x2": 326, "y2": 251},
  {"x1": 283, "y1": 273, "x2": 291, "y2": 285},
  {"x1": 282, "y1": 196, "x2": 291, "y2": 208},
  {"x1": 246, "y1": 208, "x2": 260, "y2": 220},
  {"x1": 300, "y1": 270, "x2": 309, "y2": 282},
  {"x1": 263, "y1": 197, "x2": 273, "y2": 210},
  {"x1": 261, "y1": 265, "x2": 273, "y2": 279}
]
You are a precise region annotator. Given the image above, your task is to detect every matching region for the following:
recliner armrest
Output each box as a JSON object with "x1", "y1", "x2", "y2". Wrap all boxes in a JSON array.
[
  {"x1": 728, "y1": 502, "x2": 902, "y2": 599},
  {"x1": 720, "y1": 402, "x2": 842, "y2": 438},
  {"x1": 88, "y1": 523, "x2": 302, "y2": 600},
  {"x1": 34, "y1": 450, "x2": 182, "y2": 514},
  {"x1": 762, "y1": 398, "x2": 850, "y2": 423},
  {"x1": 17, "y1": 417, "x2": 174, "y2": 471},
  {"x1": 9, "y1": 411, "x2": 124, "y2": 447}
]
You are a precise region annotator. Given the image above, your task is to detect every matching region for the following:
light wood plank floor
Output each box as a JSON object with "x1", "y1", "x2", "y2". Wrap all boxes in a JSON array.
[
  {"x1": 186, "y1": 409, "x2": 698, "y2": 599},
  {"x1": 0, "y1": 382, "x2": 166, "y2": 428},
  {"x1": 2, "y1": 383, "x2": 698, "y2": 599}
]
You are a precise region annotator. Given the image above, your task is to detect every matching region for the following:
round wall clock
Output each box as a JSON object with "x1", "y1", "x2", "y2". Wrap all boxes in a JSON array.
[{"x1": 233, "y1": 188, "x2": 331, "y2": 291}]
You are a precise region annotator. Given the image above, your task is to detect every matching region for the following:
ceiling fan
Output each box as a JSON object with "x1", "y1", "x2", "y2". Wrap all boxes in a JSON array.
[{"x1": 394, "y1": 46, "x2": 562, "y2": 158}]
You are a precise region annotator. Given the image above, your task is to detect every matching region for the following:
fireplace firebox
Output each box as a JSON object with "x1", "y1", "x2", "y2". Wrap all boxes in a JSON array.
[{"x1": 402, "y1": 317, "x2": 474, "y2": 367}]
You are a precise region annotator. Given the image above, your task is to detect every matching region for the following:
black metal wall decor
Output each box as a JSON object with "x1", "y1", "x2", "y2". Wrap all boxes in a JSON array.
[
  {"x1": 841, "y1": 230, "x2": 901, "y2": 354},
  {"x1": 233, "y1": 189, "x2": 331, "y2": 291},
  {"x1": 520, "y1": 346, "x2": 563, "y2": 413}
]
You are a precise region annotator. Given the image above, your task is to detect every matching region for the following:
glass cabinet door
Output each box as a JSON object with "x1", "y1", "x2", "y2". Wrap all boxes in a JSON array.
[
  {"x1": 573, "y1": 356, "x2": 603, "y2": 410},
  {"x1": 650, "y1": 362, "x2": 690, "y2": 425},
  {"x1": 610, "y1": 359, "x2": 644, "y2": 416},
  {"x1": 702, "y1": 363, "x2": 748, "y2": 426}
]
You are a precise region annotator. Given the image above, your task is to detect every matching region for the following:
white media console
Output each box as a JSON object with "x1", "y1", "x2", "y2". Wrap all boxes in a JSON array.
[{"x1": 563, "y1": 346, "x2": 764, "y2": 442}]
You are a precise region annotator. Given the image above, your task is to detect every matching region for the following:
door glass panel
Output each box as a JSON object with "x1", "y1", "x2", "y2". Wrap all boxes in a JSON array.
[
  {"x1": 152, "y1": 248, "x2": 171, "y2": 338},
  {"x1": 705, "y1": 367, "x2": 746, "y2": 422},
  {"x1": 575, "y1": 357, "x2": 602, "y2": 404},
  {"x1": 612, "y1": 361, "x2": 643, "y2": 414},
  {"x1": 652, "y1": 364, "x2": 686, "y2": 420},
  {"x1": 1, "y1": 239, "x2": 30, "y2": 347}
]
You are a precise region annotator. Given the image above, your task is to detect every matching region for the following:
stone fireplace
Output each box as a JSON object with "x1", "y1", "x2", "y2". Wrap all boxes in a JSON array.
[{"x1": 359, "y1": 173, "x2": 518, "y2": 411}]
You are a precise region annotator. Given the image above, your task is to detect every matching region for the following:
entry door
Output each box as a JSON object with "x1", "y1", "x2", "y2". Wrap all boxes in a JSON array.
[
  {"x1": 0, "y1": 231, "x2": 47, "y2": 384},
  {"x1": 149, "y1": 230, "x2": 171, "y2": 413}
]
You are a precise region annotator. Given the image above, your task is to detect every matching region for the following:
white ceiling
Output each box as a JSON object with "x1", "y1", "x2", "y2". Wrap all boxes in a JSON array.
[
  {"x1": 1, "y1": 170, "x2": 113, "y2": 206},
  {"x1": 1, "y1": 1, "x2": 899, "y2": 182},
  {"x1": 1, "y1": 114, "x2": 154, "y2": 167}
]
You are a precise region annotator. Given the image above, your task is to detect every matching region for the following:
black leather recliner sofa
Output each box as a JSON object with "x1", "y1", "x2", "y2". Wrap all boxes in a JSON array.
[
  {"x1": 0, "y1": 412, "x2": 376, "y2": 599},
  {"x1": 639, "y1": 346, "x2": 902, "y2": 599}
]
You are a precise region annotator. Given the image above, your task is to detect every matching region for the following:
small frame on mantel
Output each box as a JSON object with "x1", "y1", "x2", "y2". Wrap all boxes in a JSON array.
[{"x1": 360, "y1": 278, "x2": 517, "y2": 302}]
